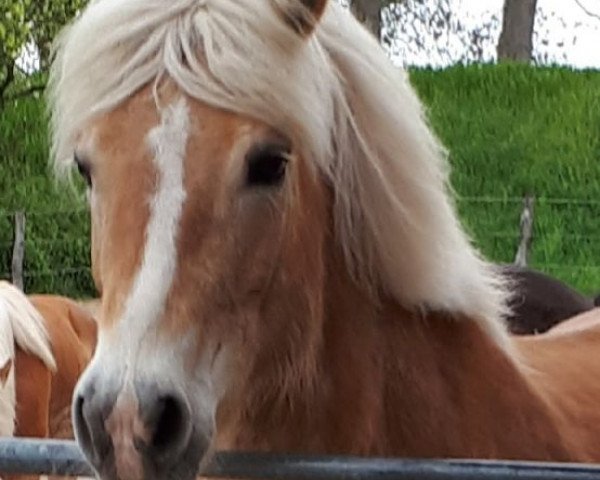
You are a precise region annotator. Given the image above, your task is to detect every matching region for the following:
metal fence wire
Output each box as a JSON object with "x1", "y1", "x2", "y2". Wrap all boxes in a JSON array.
[
  {"x1": 3, "y1": 198, "x2": 600, "y2": 298},
  {"x1": 0, "y1": 438, "x2": 600, "y2": 480}
]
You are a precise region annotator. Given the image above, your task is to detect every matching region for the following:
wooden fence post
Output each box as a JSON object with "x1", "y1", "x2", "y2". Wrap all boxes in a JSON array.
[
  {"x1": 11, "y1": 211, "x2": 25, "y2": 291},
  {"x1": 514, "y1": 195, "x2": 534, "y2": 267}
]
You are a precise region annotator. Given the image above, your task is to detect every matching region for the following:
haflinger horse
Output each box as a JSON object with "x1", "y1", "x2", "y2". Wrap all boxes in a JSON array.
[
  {"x1": 0, "y1": 282, "x2": 57, "y2": 440},
  {"x1": 47, "y1": 1, "x2": 600, "y2": 479},
  {"x1": 15, "y1": 293, "x2": 97, "y2": 443},
  {"x1": 0, "y1": 282, "x2": 97, "y2": 480}
]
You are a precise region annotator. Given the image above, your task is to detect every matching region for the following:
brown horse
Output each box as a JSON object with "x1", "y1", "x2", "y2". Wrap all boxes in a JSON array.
[
  {"x1": 0, "y1": 282, "x2": 97, "y2": 480},
  {"x1": 47, "y1": 1, "x2": 600, "y2": 480},
  {"x1": 498, "y1": 264, "x2": 596, "y2": 335}
]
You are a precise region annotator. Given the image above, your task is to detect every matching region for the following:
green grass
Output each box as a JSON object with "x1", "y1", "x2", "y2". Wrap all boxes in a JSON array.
[
  {"x1": 0, "y1": 63, "x2": 599, "y2": 296},
  {"x1": 411, "y1": 64, "x2": 600, "y2": 198},
  {"x1": 0, "y1": 96, "x2": 91, "y2": 296},
  {"x1": 410, "y1": 64, "x2": 600, "y2": 293}
]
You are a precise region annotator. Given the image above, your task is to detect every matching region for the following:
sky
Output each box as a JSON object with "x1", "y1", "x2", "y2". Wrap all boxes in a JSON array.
[{"x1": 394, "y1": 0, "x2": 600, "y2": 68}]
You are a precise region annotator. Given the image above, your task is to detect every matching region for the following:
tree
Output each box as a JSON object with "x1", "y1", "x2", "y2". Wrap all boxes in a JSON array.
[
  {"x1": 344, "y1": 0, "x2": 596, "y2": 68},
  {"x1": 0, "y1": 0, "x2": 87, "y2": 104},
  {"x1": 350, "y1": 0, "x2": 384, "y2": 40},
  {"x1": 497, "y1": 0, "x2": 539, "y2": 62},
  {"x1": 27, "y1": 0, "x2": 87, "y2": 69},
  {"x1": 0, "y1": 0, "x2": 30, "y2": 100}
]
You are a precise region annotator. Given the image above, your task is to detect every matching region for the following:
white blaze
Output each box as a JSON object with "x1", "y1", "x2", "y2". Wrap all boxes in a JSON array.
[
  {"x1": 94, "y1": 97, "x2": 190, "y2": 371},
  {"x1": 77, "y1": 97, "x2": 219, "y2": 448}
]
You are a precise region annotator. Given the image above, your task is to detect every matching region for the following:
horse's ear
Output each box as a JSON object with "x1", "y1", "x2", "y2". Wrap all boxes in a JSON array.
[{"x1": 284, "y1": 0, "x2": 329, "y2": 36}]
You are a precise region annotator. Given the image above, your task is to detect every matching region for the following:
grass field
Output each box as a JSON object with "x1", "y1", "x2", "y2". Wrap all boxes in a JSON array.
[
  {"x1": 413, "y1": 64, "x2": 600, "y2": 293},
  {"x1": 1, "y1": 63, "x2": 599, "y2": 296}
]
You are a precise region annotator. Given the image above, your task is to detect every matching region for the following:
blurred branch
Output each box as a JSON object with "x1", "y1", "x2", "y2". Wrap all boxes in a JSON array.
[
  {"x1": 0, "y1": 61, "x2": 15, "y2": 103},
  {"x1": 5, "y1": 83, "x2": 46, "y2": 103},
  {"x1": 573, "y1": 0, "x2": 600, "y2": 20},
  {"x1": 14, "y1": 63, "x2": 31, "y2": 76},
  {"x1": 384, "y1": 0, "x2": 500, "y2": 66}
]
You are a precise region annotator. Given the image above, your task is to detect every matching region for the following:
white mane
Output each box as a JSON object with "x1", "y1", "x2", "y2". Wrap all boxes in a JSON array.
[
  {"x1": 48, "y1": 0, "x2": 512, "y2": 350},
  {"x1": 0, "y1": 281, "x2": 56, "y2": 371}
]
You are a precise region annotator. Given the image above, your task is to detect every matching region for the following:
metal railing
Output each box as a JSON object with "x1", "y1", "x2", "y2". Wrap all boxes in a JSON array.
[{"x1": 0, "y1": 438, "x2": 600, "y2": 480}]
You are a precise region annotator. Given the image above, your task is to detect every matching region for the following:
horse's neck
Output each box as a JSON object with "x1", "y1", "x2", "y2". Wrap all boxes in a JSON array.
[
  {"x1": 216, "y1": 262, "x2": 570, "y2": 461},
  {"x1": 316, "y1": 271, "x2": 567, "y2": 459}
]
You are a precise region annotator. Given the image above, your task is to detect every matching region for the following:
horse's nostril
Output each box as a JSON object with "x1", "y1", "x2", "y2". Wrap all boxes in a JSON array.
[
  {"x1": 72, "y1": 385, "x2": 114, "y2": 468},
  {"x1": 152, "y1": 396, "x2": 184, "y2": 449},
  {"x1": 73, "y1": 393, "x2": 93, "y2": 453},
  {"x1": 146, "y1": 393, "x2": 191, "y2": 458}
]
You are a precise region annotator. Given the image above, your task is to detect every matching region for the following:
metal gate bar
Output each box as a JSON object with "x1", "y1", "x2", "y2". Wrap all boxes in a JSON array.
[
  {"x1": 0, "y1": 439, "x2": 91, "y2": 476},
  {"x1": 0, "y1": 438, "x2": 600, "y2": 480}
]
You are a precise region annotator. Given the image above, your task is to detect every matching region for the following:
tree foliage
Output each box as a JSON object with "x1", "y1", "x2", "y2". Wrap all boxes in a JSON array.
[
  {"x1": 383, "y1": 0, "x2": 501, "y2": 66},
  {"x1": 0, "y1": 0, "x2": 87, "y2": 103},
  {"x1": 27, "y1": 0, "x2": 87, "y2": 68},
  {"x1": 0, "y1": 0, "x2": 29, "y2": 98},
  {"x1": 0, "y1": 0, "x2": 29, "y2": 60}
]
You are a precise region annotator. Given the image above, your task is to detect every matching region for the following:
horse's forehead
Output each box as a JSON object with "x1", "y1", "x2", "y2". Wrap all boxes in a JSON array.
[
  {"x1": 88, "y1": 93, "x2": 159, "y2": 155},
  {"x1": 86, "y1": 90, "x2": 268, "y2": 172},
  {"x1": 84, "y1": 93, "x2": 266, "y2": 326}
]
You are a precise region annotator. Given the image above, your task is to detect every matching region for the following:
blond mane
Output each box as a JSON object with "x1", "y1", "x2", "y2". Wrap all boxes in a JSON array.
[{"x1": 48, "y1": 0, "x2": 512, "y2": 351}]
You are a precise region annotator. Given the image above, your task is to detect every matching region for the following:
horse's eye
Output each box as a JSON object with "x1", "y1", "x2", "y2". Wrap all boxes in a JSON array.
[
  {"x1": 74, "y1": 153, "x2": 92, "y2": 187},
  {"x1": 245, "y1": 143, "x2": 290, "y2": 188}
]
